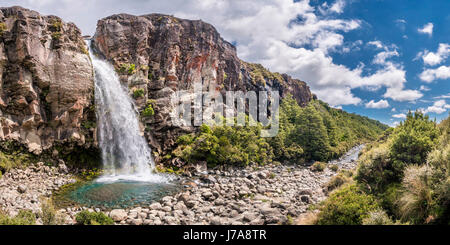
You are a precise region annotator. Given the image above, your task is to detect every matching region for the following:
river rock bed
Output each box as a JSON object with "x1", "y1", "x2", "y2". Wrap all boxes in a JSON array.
[
  {"x1": 0, "y1": 162, "x2": 76, "y2": 223},
  {"x1": 60, "y1": 145, "x2": 362, "y2": 225},
  {"x1": 0, "y1": 145, "x2": 362, "y2": 225}
]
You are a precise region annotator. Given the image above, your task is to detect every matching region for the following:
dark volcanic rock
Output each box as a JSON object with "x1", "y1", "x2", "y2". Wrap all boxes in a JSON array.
[
  {"x1": 92, "y1": 13, "x2": 312, "y2": 159},
  {"x1": 0, "y1": 6, "x2": 95, "y2": 154}
]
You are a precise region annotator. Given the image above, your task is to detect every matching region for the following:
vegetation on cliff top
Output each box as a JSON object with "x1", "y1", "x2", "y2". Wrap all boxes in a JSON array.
[
  {"x1": 243, "y1": 61, "x2": 285, "y2": 86},
  {"x1": 0, "y1": 22, "x2": 7, "y2": 37}
]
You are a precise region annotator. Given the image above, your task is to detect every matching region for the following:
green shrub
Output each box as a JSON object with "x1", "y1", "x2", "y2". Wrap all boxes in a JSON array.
[
  {"x1": 329, "y1": 164, "x2": 339, "y2": 171},
  {"x1": 324, "y1": 173, "x2": 351, "y2": 193},
  {"x1": 81, "y1": 120, "x2": 96, "y2": 129},
  {"x1": 362, "y1": 210, "x2": 394, "y2": 225},
  {"x1": 397, "y1": 165, "x2": 434, "y2": 224},
  {"x1": 172, "y1": 121, "x2": 273, "y2": 166},
  {"x1": 389, "y1": 111, "x2": 439, "y2": 179},
  {"x1": 39, "y1": 198, "x2": 64, "y2": 225},
  {"x1": 356, "y1": 142, "x2": 393, "y2": 193},
  {"x1": 244, "y1": 62, "x2": 283, "y2": 86},
  {"x1": 0, "y1": 22, "x2": 7, "y2": 36},
  {"x1": 128, "y1": 64, "x2": 136, "y2": 75},
  {"x1": 427, "y1": 150, "x2": 450, "y2": 224},
  {"x1": 355, "y1": 113, "x2": 450, "y2": 225},
  {"x1": 379, "y1": 183, "x2": 402, "y2": 216},
  {"x1": 311, "y1": 161, "x2": 326, "y2": 172},
  {"x1": 79, "y1": 168, "x2": 103, "y2": 181},
  {"x1": 317, "y1": 184, "x2": 379, "y2": 225},
  {"x1": 0, "y1": 150, "x2": 34, "y2": 173},
  {"x1": 118, "y1": 63, "x2": 136, "y2": 75},
  {"x1": 176, "y1": 134, "x2": 195, "y2": 145},
  {"x1": 0, "y1": 210, "x2": 36, "y2": 225},
  {"x1": 50, "y1": 19, "x2": 63, "y2": 31},
  {"x1": 51, "y1": 31, "x2": 62, "y2": 40},
  {"x1": 132, "y1": 88, "x2": 145, "y2": 99},
  {"x1": 142, "y1": 104, "x2": 155, "y2": 117},
  {"x1": 75, "y1": 210, "x2": 114, "y2": 225}
]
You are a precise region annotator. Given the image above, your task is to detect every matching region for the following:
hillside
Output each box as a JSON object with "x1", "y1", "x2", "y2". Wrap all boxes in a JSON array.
[
  {"x1": 170, "y1": 96, "x2": 388, "y2": 167},
  {"x1": 313, "y1": 112, "x2": 449, "y2": 225}
]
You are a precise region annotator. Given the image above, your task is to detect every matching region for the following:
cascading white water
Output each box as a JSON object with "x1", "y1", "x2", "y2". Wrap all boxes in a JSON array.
[{"x1": 88, "y1": 41, "x2": 166, "y2": 183}]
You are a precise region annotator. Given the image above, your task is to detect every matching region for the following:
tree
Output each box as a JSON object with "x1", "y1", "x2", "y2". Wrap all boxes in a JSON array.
[
  {"x1": 390, "y1": 111, "x2": 439, "y2": 180},
  {"x1": 295, "y1": 105, "x2": 331, "y2": 161}
]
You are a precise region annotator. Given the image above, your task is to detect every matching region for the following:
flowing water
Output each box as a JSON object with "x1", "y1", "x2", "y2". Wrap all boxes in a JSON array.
[
  {"x1": 64, "y1": 42, "x2": 179, "y2": 208},
  {"x1": 89, "y1": 41, "x2": 166, "y2": 183}
]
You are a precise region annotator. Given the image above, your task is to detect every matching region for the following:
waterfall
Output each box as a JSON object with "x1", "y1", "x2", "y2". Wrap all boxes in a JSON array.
[{"x1": 88, "y1": 41, "x2": 166, "y2": 183}]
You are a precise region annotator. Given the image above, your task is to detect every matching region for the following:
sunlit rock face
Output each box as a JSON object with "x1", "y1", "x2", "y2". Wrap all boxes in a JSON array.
[
  {"x1": 93, "y1": 13, "x2": 312, "y2": 160},
  {"x1": 0, "y1": 6, "x2": 95, "y2": 154}
]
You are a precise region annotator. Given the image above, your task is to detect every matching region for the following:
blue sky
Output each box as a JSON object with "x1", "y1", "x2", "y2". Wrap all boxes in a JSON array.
[
  {"x1": 4, "y1": 0, "x2": 449, "y2": 126},
  {"x1": 322, "y1": 0, "x2": 450, "y2": 125}
]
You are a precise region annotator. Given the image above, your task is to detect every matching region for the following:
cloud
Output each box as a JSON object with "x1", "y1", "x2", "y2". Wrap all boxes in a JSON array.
[
  {"x1": 383, "y1": 86, "x2": 423, "y2": 101},
  {"x1": 419, "y1": 65, "x2": 450, "y2": 83},
  {"x1": 373, "y1": 50, "x2": 399, "y2": 65},
  {"x1": 391, "y1": 108, "x2": 396, "y2": 112},
  {"x1": 422, "y1": 100, "x2": 450, "y2": 114},
  {"x1": 434, "y1": 93, "x2": 450, "y2": 99},
  {"x1": 395, "y1": 19, "x2": 406, "y2": 31},
  {"x1": 392, "y1": 113, "x2": 407, "y2": 119},
  {"x1": 318, "y1": 0, "x2": 346, "y2": 15},
  {"x1": 340, "y1": 40, "x2": 363, "y2": 53},
  {"x1": 418, "y1": 22, "x2": 433, "y2": 36},
  {"x1": 365, "y1": 99, "x2": 389, "y2": 109},
  {"x1": 416, "y1": 43, "x2": 450, "y2": 66},
  {"x1": 3, "y1": 0, "x2": 422, "y2": 106},
  {"x1": 329, "y1": 0, "x2": 346, "y2": 14},
  {"x1": 367, "y1": 40, "x2": 384, "y2": 49},
  {"x1": 419, "y1": 85, "x2": 431, "y2": 91}
]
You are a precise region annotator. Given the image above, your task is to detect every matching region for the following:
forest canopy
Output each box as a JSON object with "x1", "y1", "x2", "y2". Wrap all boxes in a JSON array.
[{"x1": 170, "y1": 96, "x2": 389, "y2": 166}]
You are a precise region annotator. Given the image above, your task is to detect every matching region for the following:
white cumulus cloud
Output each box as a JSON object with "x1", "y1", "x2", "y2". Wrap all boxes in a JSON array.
[
  {"x1": 434, "y1": 93, "x2": 450, "y2": 99},
  {"x1": 419, "y1": 65, "x2": 450, "y2": 83},
  {"x1": 392, "y1": 113, "x2": 407, "y2": 119},
  {"x1": 419, "y1": 85, "x2": 431, "y2": 91},
  {"x1": 422, "y1": 100, "x2": 450, "y2": 114},
  {"x1": 365, "y1": 99, "x2": 389, "y2": 109},
  {"x1": 416, "y1": 43, "x2": 450, "y2": 66},
  {"x1": 418, "y1": 22, "x2": 433, "y2": 36},
  {"x1": 367, "y1": 40, "x2": 384, "y2": 49}
]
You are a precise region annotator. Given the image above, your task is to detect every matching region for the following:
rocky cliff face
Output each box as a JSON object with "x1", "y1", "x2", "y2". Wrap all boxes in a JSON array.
[
  {"x1": 0, "y1": 6, "x2": 95, "y2": 155},
  {"x1": 92, "y1": 14, "x2": 312, "y2": 159}
]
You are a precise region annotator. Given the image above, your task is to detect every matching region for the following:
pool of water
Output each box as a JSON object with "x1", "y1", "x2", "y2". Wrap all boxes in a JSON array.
[{"x1": 66, "y1": 180, "x2": 180, "y2": 209}]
